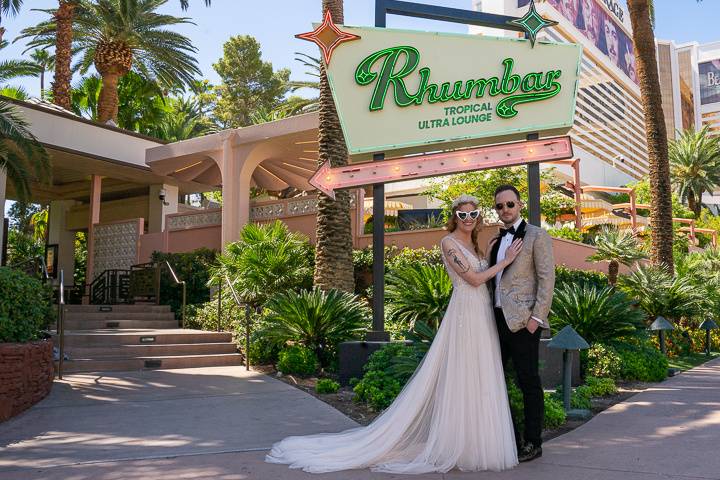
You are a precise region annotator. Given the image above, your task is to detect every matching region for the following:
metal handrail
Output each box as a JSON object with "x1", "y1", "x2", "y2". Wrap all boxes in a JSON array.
[
  {"x1": 224, "y1": 274, "x2": 251, "y2": 371},
  {"x1": 11, "y1": 255, "x2": 50, "y2": 282},
  {"x1": 57, "y1": 269, "x2": 65, "y2": 379},
  {"x1": 163, "y1": 261, "x2": 187, "y2": 328}
]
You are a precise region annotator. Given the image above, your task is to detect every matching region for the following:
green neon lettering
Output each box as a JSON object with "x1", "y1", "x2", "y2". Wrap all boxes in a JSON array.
[{"x1": 355, "y1": 48, "x2": 565, "y2": 118}]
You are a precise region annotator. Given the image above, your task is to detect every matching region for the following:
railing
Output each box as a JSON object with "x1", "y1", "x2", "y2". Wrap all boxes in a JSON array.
[
  {"x1": 89, "y1": 269, "x2": 131, "y2": 304},
  {"x1": 57, "y1": 269, "x2": 66, "y2": 379},
  {"x1": 163, "y1": 261, "x2": 187, "y2": 328},
  {"x1": 224, "y1": 274, "x2": 252, "y2": 371},
  {"x1": 11, "y1": 255, "x2": 50, "y2": 283}
]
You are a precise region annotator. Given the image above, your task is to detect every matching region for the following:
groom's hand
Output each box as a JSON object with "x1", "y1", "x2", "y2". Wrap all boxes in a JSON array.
[{"x1": 526, "y1": 318, "x2": 539, "y2": 334}]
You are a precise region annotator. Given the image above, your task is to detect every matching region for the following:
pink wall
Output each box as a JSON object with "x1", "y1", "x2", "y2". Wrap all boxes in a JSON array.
[{"x1": 167, "y1": 226, "x2": 221, "y2": 253}]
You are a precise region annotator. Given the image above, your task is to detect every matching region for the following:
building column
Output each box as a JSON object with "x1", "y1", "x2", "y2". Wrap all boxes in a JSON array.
[
  {"x1": 85, "y1": 175, "x2": 102, "y2": 287},
  {"x1": 148, "y1": 184, "x2": 179, "y2": 234},
  {"x1": 48, "y1": 200, "x2": 77, "y2": 286},
  {"x1": 0, "y1": 169, "x2": 6, "y2": 266},
  {"x1": 219, "y1": 138, "x2": 254, "y2": 248}
]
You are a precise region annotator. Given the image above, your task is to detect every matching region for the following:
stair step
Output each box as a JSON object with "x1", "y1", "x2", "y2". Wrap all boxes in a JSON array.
[
  {"x1": 66, "y1": 343, "x2": 237, "y2": 358},
  {"x1": 63, "y1": 319, "x2": 179, "y2": 330},
  {"x1": 64, "y1": 305, "x2": 172, "y2": 313},
  {"x1": 53, "y1": 329, "x2": 233, "y2": 347},
  {"x1": 63, "y1": 312, "x2": 176, "y2": 321},
  {"x1": 58, "y1": 353, "x2": 245, "y2": 373}
]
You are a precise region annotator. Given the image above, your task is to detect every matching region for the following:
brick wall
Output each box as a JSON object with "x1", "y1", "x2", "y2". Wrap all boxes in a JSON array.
[{"x1": 0, "y1": 340, "x2": 54, "y2": 422}]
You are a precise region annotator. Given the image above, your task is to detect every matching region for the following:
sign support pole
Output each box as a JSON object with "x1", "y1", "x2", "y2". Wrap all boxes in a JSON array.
[
  {"x1": 526, "y1": 132, "x2": 542, "y2": 226},
  {"x1": 369, "y1": 153, "x2": 390, "y2": 341}
]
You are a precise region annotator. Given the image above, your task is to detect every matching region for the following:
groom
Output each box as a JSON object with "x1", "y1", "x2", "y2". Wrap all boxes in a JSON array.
[{"x1": 489, "y1": 185, "x2": 555, "y2": 463}]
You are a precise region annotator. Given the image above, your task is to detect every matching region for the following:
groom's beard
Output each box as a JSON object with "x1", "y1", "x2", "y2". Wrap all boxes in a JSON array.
[{"x1": 503, "y1": 215, "x2": 520, "y2": 228}]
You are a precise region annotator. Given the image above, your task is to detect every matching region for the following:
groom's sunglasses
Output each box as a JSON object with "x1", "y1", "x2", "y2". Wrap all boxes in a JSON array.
[
  {"x1": 455, "y1": 209, "x2": 480, "y2": 221},
  {"x1": 494, "y1": 201, "x2": 517, "y2": 211}
]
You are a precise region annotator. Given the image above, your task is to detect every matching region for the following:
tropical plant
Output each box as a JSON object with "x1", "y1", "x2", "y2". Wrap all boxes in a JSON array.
[
  {"x1": 313, "y1": 0, "x2": 355, "y2": 293},
  {"x1": 0, "y1": 267, "x2": 54, "y2": 343},
  {"x1": 282, "y1": 52, "x2": 320, "y2": 114},
  {"x1": 0, "y1": 40, "x2": 40, "y2": 85},
  {"x1": 0, "y1": 99, "x2": 50, "y2": 200},
  {"x1": 586, "y1": 227, "x2": 648, "y2": 285},
  {"x1": 669, "y1": 126, "x2": 720, "y2": 217},
  {"x1": 262, "y1": 288, "x2": 370, "y2": 367},
  {"x1": 550, "y1": 283, "x2": 645, "y2": 344},
  {"x1": 617, "y1": 264, "x2": 707, "y2": 322},
  {"x1": 385, "y1": 264, "x2": 452, "y2": 331},
  {"x1": 276, "y1": 344, "x2": 318, "y2": 375},
  {"x1": 547, "y1": 225, "x2": 583, "y2": 243},
  {"x1": 213, "y1": 221, "x2": 314, "y2": 309},
  {"x1": 554, "y1": 265, "x2": 608, "y2": 291},
  {"x1": 28, "y1": 49, "x2": 55, "y2": 99},
  {"x1": 20, "y1": 0, "x2": 201, "y2": 123},
  {"x1": 626, "y1": 0, "x2": 676, "y2": 272},
  {"x1": 0, "y1": 0, "x2": 22, "y2": 42}
]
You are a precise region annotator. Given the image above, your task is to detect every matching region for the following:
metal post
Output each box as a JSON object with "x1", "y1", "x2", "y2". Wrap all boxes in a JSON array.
[
  {"x1": 154, "y1": 264, "x2": 161, "y2": 305},
  {"x1": 562, "y1": 349, "x2": 571, "y2": 411},
  {"x1": 706, "y1": 330, "x2": 712, "y2": 357},
  {"x1": 217, "y1": 280, "x2": 222, "y2": 332},
  {"x1": 527, "y1": 133, "x2": 541, "y2": 227},
  {"x1": 659, "y1": 330, "x2": 667, "y2": 355},
  {"x1": 368, "y1": 154, "x2": 389, "y2": 341},
  {"x1": 58, "y1": 270, "x2": 65, "y2": 380},
  {"x1": 181, "y1": 281, "x2": 186, "y2": 329}
]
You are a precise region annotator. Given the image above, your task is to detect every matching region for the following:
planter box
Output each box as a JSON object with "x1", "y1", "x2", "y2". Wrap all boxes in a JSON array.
[{"x1": 0, "y1": 339, "x2": 54, "y2": 422}]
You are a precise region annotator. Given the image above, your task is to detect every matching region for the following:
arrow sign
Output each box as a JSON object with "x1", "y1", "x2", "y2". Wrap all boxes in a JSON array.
[{"x1": 310, "y1": 136, "x2": 573, "y2": 199}]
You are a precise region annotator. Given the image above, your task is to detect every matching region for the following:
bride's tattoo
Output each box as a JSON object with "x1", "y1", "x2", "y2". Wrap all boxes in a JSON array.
[{"x1": 447, "y1": 248, "x2": 470, "y2": 273}]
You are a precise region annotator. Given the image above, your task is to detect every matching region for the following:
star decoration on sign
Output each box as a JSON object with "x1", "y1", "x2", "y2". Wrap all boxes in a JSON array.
[
  {"x1": 295, "y1": 9, "x2": 361, "y2": 65},
  {"x1": 508, "y1": 0, "x2": 558, "y2": 47}
]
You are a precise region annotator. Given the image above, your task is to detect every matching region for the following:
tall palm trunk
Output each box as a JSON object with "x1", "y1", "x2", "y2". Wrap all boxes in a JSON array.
[
  {"x1": 627, "y1": 0, "x2": 674, "y2": 273},
  {"x1": 687, "y1": 188, "x2": 700, "y2": 218},
  {"x1": 313, "y1": 0, "x2": 354, "y2": 293},
  {"x1": 608, "y1": 259, "x2": 619, "y2": 286},
  {"x1": 97, "y1": 71, "x2": 121, "y2": 122},
  {"x1": 52, "y1": 0, "x2": 76, "y2": 110}
]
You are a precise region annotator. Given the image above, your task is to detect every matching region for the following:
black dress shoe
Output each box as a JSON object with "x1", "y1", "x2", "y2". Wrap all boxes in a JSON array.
[{"x1": 518, "y1": 442, "x2": 542, "y2": 462}]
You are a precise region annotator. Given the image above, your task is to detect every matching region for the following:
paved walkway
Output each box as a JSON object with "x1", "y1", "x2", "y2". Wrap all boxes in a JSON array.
[{"x1": 1, "y1": 359, "x2": 719, "y2": 479}]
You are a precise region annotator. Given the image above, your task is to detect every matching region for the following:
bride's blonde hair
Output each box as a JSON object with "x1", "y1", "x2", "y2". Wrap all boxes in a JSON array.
[{"x1": 445, "y1": 196, "x2": 484, "y2": 257}]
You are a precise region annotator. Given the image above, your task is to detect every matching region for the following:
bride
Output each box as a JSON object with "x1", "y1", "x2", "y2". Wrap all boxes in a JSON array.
[{"x1": 265, "y1": 194, "x2": 522, "y2": 474}]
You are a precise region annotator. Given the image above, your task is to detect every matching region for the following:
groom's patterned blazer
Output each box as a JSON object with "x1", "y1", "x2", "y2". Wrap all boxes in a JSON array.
[{"x1": 490, "y1": 220, "x2": 555, "y2": 333}]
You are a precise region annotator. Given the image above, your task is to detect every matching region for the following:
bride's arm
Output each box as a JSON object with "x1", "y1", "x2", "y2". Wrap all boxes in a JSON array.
[{"x1": 441, "y1": 238, "x2": 523, "y2": 287}]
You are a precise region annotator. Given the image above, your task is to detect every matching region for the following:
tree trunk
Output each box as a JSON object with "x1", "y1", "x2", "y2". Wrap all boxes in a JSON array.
[
  {"x1": 313, "y1": 0, "x2": 354, "y2": 293},
  {"x1": 608, "y1": 260, "x2": 619, "y2": 286},
  {"x1": 40, "y1": 70, "x2": 45, "y2": 99},
  {"x1": 97, "y1": 72, "x2": 120, "y2": 123},
  {"x1": 53, "y1": 1, "x2": 76, "y2": 111},
  {"x1": 686, "y1": 188, "x2": 700, "y2": 218},
  {"x1": 627, "y1": 0, "x2": 675, "y2": 273}
]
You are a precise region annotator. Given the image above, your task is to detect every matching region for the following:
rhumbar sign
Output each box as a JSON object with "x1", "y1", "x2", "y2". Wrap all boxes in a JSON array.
[{"x1": 325, "y1": 26, "x2": 581, "y2": 157}]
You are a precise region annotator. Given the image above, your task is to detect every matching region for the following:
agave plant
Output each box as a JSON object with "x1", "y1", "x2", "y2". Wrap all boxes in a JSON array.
[
  {"x1": 587, "y1": 227, "x2": 647, "y2": 285},
  {"x1": 211, "y1": 221, "x2": 314, "y2": 309},
  {"x1": 263, "y1": 288, "x2": 370, "y2": 367},
  {"x1": 550, "y1": 283, "x2": 645, "y2": 344},
  {"x1": 617, "y1": 264, "x2": 707, "y2": 323},
  {"x1": 386, "y1": 263, "x2": 452, "y2": 332}
]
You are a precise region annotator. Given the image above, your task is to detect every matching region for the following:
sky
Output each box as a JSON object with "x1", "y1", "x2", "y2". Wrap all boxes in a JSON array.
[{"x1": 2, "y1": 0, "x2": 718, "y2": 99}]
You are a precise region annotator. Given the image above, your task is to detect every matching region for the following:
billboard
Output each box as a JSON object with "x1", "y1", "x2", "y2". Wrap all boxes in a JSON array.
[
  {"x1": 519, "y1": 0, "x2": 637, "y2": 84},
  {"x1": 699, "y1": 60, "x2": 720, "y2": 106}
]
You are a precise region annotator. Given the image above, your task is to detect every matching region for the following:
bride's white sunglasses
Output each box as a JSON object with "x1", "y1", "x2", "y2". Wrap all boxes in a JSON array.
[{"x1": 455, "y1": 209, "x2": 480, "y2": 221}]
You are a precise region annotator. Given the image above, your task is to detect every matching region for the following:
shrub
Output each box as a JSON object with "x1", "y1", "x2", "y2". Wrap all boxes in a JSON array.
[
  {"x1": 386, "y1": 264, "x2": 452, "y2": 331},
  {"x1": 585, "y1": 376, "x2": 618, "y2": 397},
  {"x1": 277, "y1": 345, "x2": 318, "y2": 375},
  {"x1": 584, "y1": 343, "x2": 622, "y2": 379},
  {"x1": 550, "y1": 283, "x2": 645, "y2": 344},
  {"x1": 316, "y1": 378, "x2": 340, "y2": 394},
  {"x1": 555, "y1": 265, "x2": 608, "y2": 290},
  {"x1": 151, "y1": 248, "x2": 218, "y2": 318},
  {"x1": 263, "y1": 288, "x2": 370, "y2": 367},
  {"x1": 506, "y1": 375, "x2": 567, "y2": 431},
  {"x1": 543, "y1": 394, "x2": 567, "y2": 429},
  {"x1": 548, "y1": 225, "x2": 583, "y2": 243},
  {"x1": 353, "y1": 370, "x2": 402, "y2": 411},
  {"x1": 613, "y1": 340, "x2": 668, "y2": 382},
  {"x1": 386, "y1": 246, "x2": 443, "y2": 272},
  {"x1": 0, "y1": 267, "x2": 54, "y2": 343},
  {"x1": 553, "y1": 384, "x2": 591, "y2": 410}
]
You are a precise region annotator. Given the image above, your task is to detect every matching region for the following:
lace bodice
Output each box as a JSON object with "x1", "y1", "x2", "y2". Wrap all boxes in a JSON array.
[{"x1": 441, "y1": 235, "x2": 489, "y2": 288}]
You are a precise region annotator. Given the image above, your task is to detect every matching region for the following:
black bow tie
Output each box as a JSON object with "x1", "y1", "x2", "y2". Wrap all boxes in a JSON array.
[{"x1": 499, "y1": 226, "x2": 516, "y2": 237}]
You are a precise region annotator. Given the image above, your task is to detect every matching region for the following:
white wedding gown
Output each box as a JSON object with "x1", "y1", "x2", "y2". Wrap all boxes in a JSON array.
[{"x1": 265, "y1": 235, "x2": 518, "y2": 474}]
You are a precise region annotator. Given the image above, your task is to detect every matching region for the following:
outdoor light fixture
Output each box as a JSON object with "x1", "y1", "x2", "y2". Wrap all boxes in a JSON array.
[
  {"x1": 158, "y1": 189, "x2": 170, "y2": 206},
  {"x1": 548, "y1": 325, "x2": 590, "y2": 419},
  {"x1": 699, "y1": 318, "x2": 718, "y2": 357},
  {"x1": 649, "y1": 316, "x2": 675, "y2": 356}
]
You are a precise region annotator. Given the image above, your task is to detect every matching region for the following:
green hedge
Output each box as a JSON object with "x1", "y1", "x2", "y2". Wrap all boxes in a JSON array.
[
  {"x1": 277, "y1": 345, "x2": 318, "y2": 376},
  {"x1": 0, "y1": 267, "x2": 54, "y2": 343}
]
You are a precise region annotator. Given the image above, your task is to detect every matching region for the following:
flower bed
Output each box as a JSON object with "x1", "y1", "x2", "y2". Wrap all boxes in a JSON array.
[{"x1": 0, "y1": 340, "x2": 54, "y2": 422}]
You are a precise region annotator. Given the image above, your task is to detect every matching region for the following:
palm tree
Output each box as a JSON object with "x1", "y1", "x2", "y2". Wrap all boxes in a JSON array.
[
  {"x1": 0, "y1": 0, "x2": 22, "y2": 42},
  {"x1": 313, "y1": 0, "x2": 354, "y2": 293},
  {"x1": 21, "y1": 0, "x2": 202, "y2": 123},
  {"x1": 0, "y1": 99, "x2": 50, "y2": 200},
  {"x1": 669, "y1": 126, "x2": 720, "y2": 218},
  {"x1": 280, "y1": 52, "x2": 320, "y2": 114},
  {"x1": 626, "y1": 0, "x2": 676, "y2": 272},
  {"x1": 29, "y1": 49, "x2": 55, "y2": 99},
  {"x1": 587, "y1": 227, "x2": 648, "y2": 285},
  {"x1": 0, "y1": 40, "x2": 40, "y2": 85},
  {"x1": 178, "y1": 0, "x2": 210, "y2": 10}
]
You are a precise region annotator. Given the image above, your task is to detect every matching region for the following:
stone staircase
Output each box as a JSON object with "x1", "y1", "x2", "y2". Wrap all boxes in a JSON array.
[{"x1": 53, "y1": 304, "x2": 244, "y2": 373}]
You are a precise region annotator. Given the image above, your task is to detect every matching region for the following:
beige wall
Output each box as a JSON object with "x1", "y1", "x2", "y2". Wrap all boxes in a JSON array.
[{"x1": 67, "y1": 196, "x2": 149, "y2": 231}]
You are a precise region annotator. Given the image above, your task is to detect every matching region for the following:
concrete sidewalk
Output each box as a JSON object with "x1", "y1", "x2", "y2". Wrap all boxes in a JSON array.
[{"x1": 1, "y1": 359, "x2": 719, "y2": 479}]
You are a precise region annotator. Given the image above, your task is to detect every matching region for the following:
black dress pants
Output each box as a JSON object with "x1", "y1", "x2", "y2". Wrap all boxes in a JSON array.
[{"x1": 494, "y1": 307, "x2": 544, "y2": 447}]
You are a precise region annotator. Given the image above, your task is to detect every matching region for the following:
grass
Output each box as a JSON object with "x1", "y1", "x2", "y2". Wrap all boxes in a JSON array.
[{"x1": 668, "y1": 352, "x2": 719, "y2": 371}]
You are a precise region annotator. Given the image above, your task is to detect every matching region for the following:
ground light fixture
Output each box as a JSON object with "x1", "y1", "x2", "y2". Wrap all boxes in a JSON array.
[
  {"x1": 649, "y1": 316, "x2": 675, "y2": 356},
  {"x1": 699, "y1": 318, "x2": 718, "y2": 357},
  {"x1": 548, "y1": 325, "x2": 590, "y2": 419}
]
